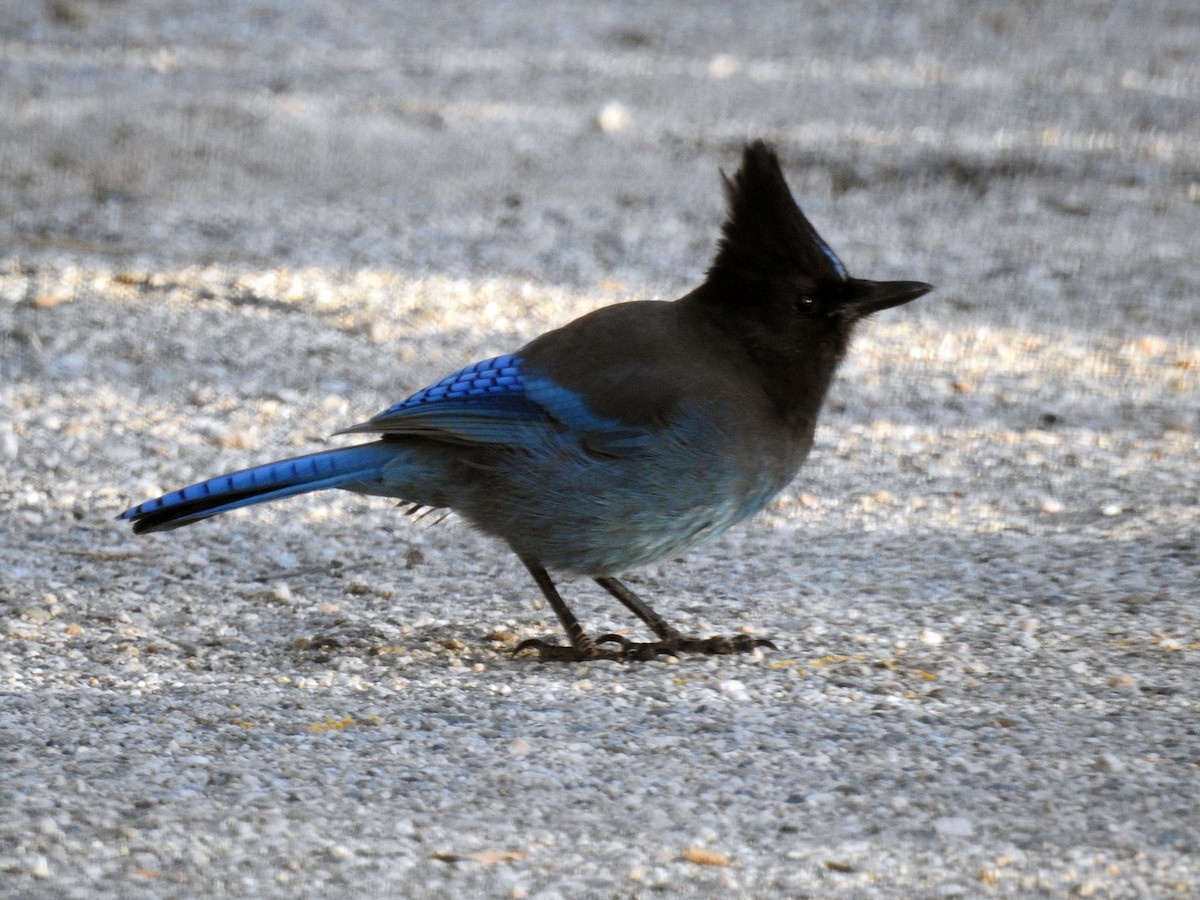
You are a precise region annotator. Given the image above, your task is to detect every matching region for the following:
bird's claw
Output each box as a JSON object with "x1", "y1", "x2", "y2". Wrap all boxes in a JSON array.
[
  {"x1": 511, "y1": 637, "x2": 624, "y2": 662},
  {"x1": 513, "y1": 633, "x2": 775, "y2": 662},
  {"x1": 607, "y1": 632, "x2": 776, "y2": 659},
  {"x1": 664, "y1": 633, "x2": 777, "y2": 655}
]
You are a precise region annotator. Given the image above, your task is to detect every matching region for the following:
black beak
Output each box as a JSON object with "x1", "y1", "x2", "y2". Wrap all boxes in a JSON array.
[{"x1": 842, "y1": 279, "x2": 932, "y2": 319}]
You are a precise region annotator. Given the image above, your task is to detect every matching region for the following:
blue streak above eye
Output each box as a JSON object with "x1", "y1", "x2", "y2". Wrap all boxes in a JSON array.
[{"x1": 816, "y1": 235, "x2": 849, "y2": 281}]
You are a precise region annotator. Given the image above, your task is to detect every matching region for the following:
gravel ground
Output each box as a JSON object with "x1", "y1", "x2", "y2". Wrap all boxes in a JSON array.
[{"x1": 2, "y1": 2, "x2": 1199, "y2": 897}]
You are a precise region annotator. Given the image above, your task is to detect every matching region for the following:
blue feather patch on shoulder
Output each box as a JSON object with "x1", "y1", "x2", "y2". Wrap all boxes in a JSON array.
[
  {"x1": 345, "y1": 354, "x2": 650, "y2": 455},
  {"x1": 374, "y1": 354, "x2": 527, "y2": 418}
]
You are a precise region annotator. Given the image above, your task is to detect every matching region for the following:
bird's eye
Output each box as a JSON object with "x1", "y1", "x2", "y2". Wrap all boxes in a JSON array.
[{"x1": 796, "y1": 294, "x2": 815, "y2": 311}]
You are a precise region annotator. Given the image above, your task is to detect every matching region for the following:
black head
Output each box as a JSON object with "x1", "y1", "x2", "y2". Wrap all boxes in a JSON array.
[{"x1": 698, "y1": 141, "x2": 931, "y2": 366}]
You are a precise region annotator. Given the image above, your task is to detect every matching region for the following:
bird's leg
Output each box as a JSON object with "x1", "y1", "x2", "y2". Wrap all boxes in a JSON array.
[
  {"x1": 593, "y1": 576, "x2": 776, "y2": 659},
  {"x1": 512, "y1": 558, "x2": 622, "y2": 662},
  {"x1": 592, "y1": 576, "x2": 679, "y2": 641}
]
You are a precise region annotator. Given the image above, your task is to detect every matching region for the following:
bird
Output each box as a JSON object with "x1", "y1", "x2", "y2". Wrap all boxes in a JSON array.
[{"x1": 118, "y1": 140, "x2": 931, "y2": 662}]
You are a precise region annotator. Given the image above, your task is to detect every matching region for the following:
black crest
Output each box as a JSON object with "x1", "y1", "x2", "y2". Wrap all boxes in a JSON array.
[{"x1": 708, "y1": 141, "x2": 849, "y2": 286}]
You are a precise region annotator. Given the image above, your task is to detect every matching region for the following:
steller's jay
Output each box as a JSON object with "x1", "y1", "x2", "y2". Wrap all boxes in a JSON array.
[{"x1": 118, "y1": 140, "x2": 931, "y2": 661}]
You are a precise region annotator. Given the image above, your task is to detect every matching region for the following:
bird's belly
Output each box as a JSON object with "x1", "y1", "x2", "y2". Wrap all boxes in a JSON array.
[{"x1": 460, "y1": 440, "x2": 806, "y2": 575}]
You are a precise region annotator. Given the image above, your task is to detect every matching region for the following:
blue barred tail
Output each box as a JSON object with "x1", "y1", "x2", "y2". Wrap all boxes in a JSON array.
[{"x1": 116, "y1": 443, "x2": 397, "y2": 534}]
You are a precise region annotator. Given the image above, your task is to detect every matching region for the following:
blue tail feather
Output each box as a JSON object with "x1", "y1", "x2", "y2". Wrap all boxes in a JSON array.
[{"x1": 116, "y1": 443, "x2": 397, "y2": 534}]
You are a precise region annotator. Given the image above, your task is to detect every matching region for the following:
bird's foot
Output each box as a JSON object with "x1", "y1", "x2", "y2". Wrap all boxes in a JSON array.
[
  {"x1": 512, "y1": 633, "x2": 775, "y2": 662},
  {"x1": 511, "y1": 637, "x2": 625, "y2": 662},
  {"x1": 596, "y1": 632, "x2": 776, "y2": 660}
]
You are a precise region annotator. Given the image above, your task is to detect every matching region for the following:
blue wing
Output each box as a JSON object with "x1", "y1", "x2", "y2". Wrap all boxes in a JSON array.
[{"x1": 338, "y1": 354, "x2": 650, "y2": 456}]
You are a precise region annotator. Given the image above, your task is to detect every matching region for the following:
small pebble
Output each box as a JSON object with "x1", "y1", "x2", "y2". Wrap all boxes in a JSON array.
[{"x1": 597, "y1": 101, "x2": 631, "y2": 133}]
